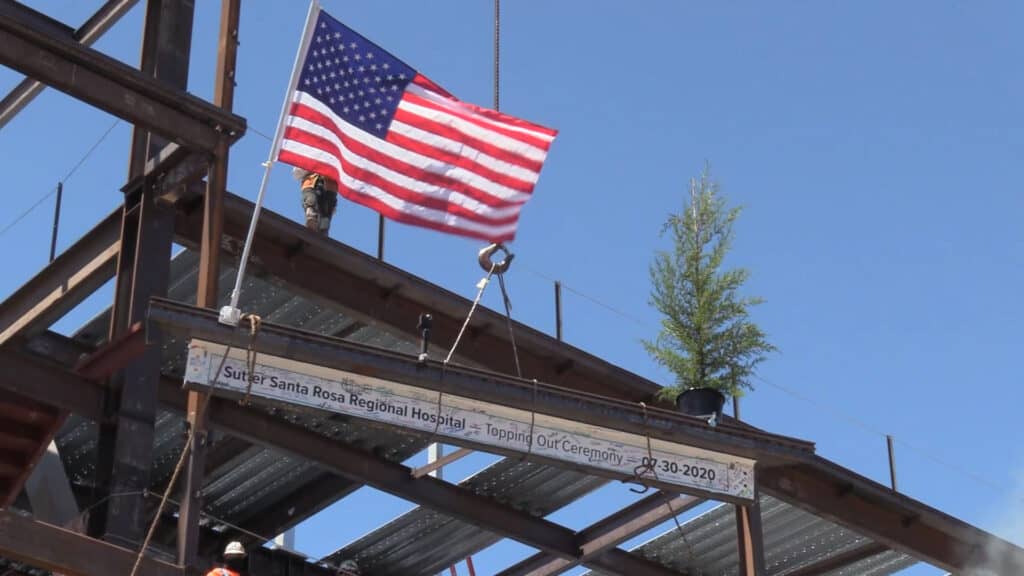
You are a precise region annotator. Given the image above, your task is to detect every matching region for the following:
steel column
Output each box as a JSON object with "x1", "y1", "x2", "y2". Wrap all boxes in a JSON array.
[
  {"x1": 93, "y1": 188, "x2": 176, "y2": 546},
  {"x1": 735, "y1": 496, "x2": 766, "y2": 576},
  {"x1": 91, "y1": 0, "x2": 195, "y2": 546},
  {"x1": 177, "y1": 0, "x2": 240, "y2": 564}
]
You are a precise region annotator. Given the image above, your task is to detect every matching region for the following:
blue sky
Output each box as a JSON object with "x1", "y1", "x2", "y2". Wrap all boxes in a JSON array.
[{"x1": 2, "y1": 1, "x2": 1022, "y2": 574}]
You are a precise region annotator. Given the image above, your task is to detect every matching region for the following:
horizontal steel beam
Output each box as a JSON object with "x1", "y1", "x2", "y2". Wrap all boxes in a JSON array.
[
  {"x1": 0, "y1": 0, "x2": 139, "y2": 129},
  {"x1": 0, "y1": 0, "x2": 245, "y2": 152},
  {"x1": 0, "y1": 141, "x2": 208, "y2": 350},
  {"x1": 7, "y1": 338, "x2": 1024, "y2": 574},
  {"x1": 148, "y1": 298, "x2": 813, "y2": 470},
  {"x1": 204, "y1": 388, "x2": 681, "y2": 576},
  {"x1": 410, "y1": 447, "x2": 474, "y2": 478},
  {"x1": 0, "y1": 344, "x2": 680, "y2": 576},
  {"x1": 0, "y1": 206, "x2": 121, "y2": 347},
  {"x1": 0, "y1": 509, "x2": 181, "y2": 576},
  {"x1": 207, "y1": 392, "x2": 578, "y2": 559},
  {"x1": 0, "y1": 348, "x2": 105, "y2": 420},
  {"x1": 172, "y1": 192, "x2": 661, "y2": 403},
  {"x1": 498, "y1": 491, "x2": 704, "y2": 576},
  {"x1": 760, "y1": 463, "x2": 1024, "y2": 574},
  {"x1": 74, "y1": 321, "x2": 146, "y2": 380},
  {"x1": 784, "y1": 541, "x2": 887, "y2": 576}
]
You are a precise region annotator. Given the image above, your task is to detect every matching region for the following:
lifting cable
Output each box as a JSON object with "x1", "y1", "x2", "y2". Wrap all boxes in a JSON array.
[{"x1": 427, "y1": 259, "x2": 498, "y2": 447}]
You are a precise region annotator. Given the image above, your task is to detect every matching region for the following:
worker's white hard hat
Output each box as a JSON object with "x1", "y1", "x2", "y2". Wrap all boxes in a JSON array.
[
  {"x1": 224, "y1": 541, "x2": 246, "y2": 558},
  {"x1": 292, "y1": 166, "x2": 311, "y2": 181},
  {"x1": 336, "y1": 559, "x2": 361, "y2": 575}
]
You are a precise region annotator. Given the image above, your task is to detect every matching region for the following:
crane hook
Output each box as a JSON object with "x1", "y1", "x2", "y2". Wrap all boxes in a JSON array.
[{"x1": 478, "y1": 243, "x2": 514, "y2": 275}]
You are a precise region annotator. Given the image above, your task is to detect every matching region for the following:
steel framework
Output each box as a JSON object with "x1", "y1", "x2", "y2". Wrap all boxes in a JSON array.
[{"x1": 0, "y1": 1, "x2": 1023, "y2": 575}]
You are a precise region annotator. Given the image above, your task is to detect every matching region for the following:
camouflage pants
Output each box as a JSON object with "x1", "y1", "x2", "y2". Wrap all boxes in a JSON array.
[{"x1": 302, "y1": 187, "x2": 338, "y2": 233}]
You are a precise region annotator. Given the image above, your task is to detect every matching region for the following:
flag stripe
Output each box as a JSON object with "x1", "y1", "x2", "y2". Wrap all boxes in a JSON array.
[
  {"x1": 393, "y1": 106, "x2": 544, "y2": 172},
  {"x1": 396, "y1": 99, "x2": 549, "y2": 165},
  {"x1": 386, "y1": 120, "x2": 539, "y2": 186},
  {"x1": 280, "y1": 144, "x2": 519, "y2": 241},
  {"x1": 283, "y1": 125, "x2": 523, "y2": 224},
  {"x1": 402, "y1": 88, "x2": 554, "y2": 150},
  {"x1": 289, "y1": 96, "x2": 533, "y2": 203},
  {"x1": 410, "y1": 76, "x2": 557, "y2": 140}
]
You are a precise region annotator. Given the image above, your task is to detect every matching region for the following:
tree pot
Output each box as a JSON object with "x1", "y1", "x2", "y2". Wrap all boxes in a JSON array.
[{"x1": 676, "y1": 388, "x2": 726, "y2": 419}]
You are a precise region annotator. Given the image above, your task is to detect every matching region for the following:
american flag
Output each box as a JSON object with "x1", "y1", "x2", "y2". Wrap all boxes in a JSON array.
[{"x1": 276, "y1": 9, "x2": 557, "y2": 243}]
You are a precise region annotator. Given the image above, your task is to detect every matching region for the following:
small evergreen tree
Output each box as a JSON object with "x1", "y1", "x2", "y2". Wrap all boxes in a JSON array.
[{"x1": 645, "y1": 166, "x2": 775, "y2": 400}]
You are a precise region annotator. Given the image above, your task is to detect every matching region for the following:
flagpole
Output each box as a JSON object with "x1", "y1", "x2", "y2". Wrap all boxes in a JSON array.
[{"x1": 219, "y1": 0, "x2": 321, "y2": 326}]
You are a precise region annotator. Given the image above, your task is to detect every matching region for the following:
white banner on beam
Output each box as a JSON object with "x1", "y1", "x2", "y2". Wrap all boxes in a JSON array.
[{"x1": 184, "y1": 339, "x2": 755, "y2": 501}]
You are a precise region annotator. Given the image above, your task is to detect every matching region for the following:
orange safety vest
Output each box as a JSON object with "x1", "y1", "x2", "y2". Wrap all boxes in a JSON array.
[
  {"x1": 301, "y1": 172, "x2": 338, "y2": 193},
  {"x1": 205, "y1": 569, "x2": 240, "y2": 576}
]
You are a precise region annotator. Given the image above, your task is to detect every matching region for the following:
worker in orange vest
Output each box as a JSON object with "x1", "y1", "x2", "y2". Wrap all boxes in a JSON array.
[
  {"x1": 293, "y1": 167, "x2": 339, "y2": 235},
  {"x1": 206, "y1": 541, "x2": 248, "y2": 576}
]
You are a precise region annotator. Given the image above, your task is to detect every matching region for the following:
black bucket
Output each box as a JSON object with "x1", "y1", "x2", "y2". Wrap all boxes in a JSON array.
[{"x1": 676, "y1": 388, "x2": 726, "y2": 419}]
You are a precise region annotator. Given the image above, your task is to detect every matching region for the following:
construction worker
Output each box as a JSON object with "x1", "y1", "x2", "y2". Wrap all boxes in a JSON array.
[
  {"x1": 206, "y1": 541, "x2": 248, "y2": 576},
  {"x1": 293, "y1": 167, "x2": 339, "y2": 235},
  {"x1": 335, "y1": 559, "x2": 361, "y2": 575}
]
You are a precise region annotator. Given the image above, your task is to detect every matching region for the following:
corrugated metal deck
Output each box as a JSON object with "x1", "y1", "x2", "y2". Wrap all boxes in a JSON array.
[
  {"x1": 10, "y1": 248, "x2": 917, "y2": 575},
  {"x1": 584, "y1": 496, "x2": 917, "y2": 576},
  {"x1": 53, "y1": 249, "x2": 429, "y2": 547},
  {"x1": 323, "y1": 459, "x2": 607, "y2": 575},
  {"x1": 45, "y1": 249, "x2": 611, "y2": 566}
]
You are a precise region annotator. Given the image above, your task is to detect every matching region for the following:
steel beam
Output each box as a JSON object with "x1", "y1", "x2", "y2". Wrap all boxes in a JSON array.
[
  {"x1": 203, "y1": 393, "x2": 680, "y2": 576},
  {"x1": 0, "y1": 140, "x2": 205, "y2": 350},
  {"x1": 0, "y1": 348, "x2": 105, "y2": 420},
  {"x1": 173, "y1": 192, "x2": 659, "y2": 403},
  {"x1": 0, "y1": 207, "x2": 121, "y2": 348},
  {"x1": 74, "y1": 321, "x2": 146, "y2": 380},
  {"x1": 0, "y1": 509, "x2": 182, "y2": 576},
  {"x1": 0, "y1": 0, "x2": 139, "y2": 129},
  {"x1": 148, "y1": 298, "x2": 813, "y2": 470},
  {"x1": 411, "y1": 447, "x2": 474, "y2": 478},
  {"x1": 0, "y1": 0, "x2": 244, "y2": 152},
  {"x1": 759, "y1": 463, "x2": 1024, "y2": 574},
  {"x1": 784, "y1": 542, "x2": 887, "y2": 576},
  {"x1": 205, "y1": 472, "x2": 359, "y2": 556},
  {"x1": 6, "y1": 346, "x2": 1024, "y2": 574},
  {"x1": 498, "y1": 492, "x2": 703, "y2": 576}
]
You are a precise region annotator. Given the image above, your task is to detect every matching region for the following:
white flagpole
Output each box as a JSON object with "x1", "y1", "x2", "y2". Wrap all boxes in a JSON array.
[{"x1": 219, "y1": 0, "x2": 322, "y2": 326}]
